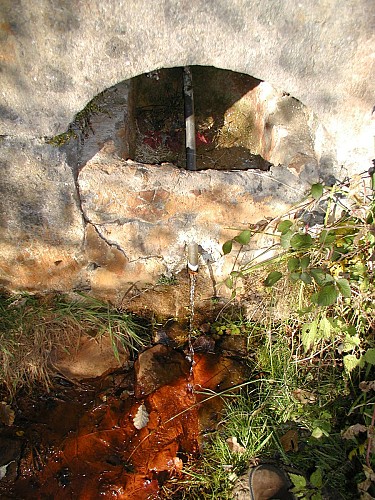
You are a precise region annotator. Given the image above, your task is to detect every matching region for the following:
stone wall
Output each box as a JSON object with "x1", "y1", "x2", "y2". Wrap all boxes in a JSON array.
[
  {"x1": 0, "y1": 0, "x2": 374, "y2": 315},
  {"x1": 1, "y1": 0, "x2": 373, "y2": 165}
]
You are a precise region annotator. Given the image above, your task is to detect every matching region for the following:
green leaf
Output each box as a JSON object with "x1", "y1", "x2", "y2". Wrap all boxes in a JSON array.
[
  {"x1": 318, "y1": 316, "x2": 331, "y2": 339},
  {"x1": 311, "y1": 493, "x2": 323, "y2": 500},
  {"x1": 331, "y1": 248, "x2": 342, "y2": 261},
  {"x1": 310, "y1": 268, "x2": 326, "y2": 286},
  {"x1": 315, "y1": 285, "x2": 338, "y2": 306},
  {"x1": 302, "y1": 320, "x2": 318, "y2": 352},
  {"x1": 310, "y1": 468, "x2": 323, "y2": 488},
  {"x1": 311, "y1": 183, "x2": 324, "y2": 200},
  {"x1": 300, "y1": 256, "x2": 310, "y2": 270},
  {"x1": 300, "y1": 272, "x2": 312, "y2": 284},
  {"x1": 343, "y1": 354, "x2": 363, "y2": 373},
  {"x1": 290, "y1": 233, "x2": 313, "y2": 250},
  {"x1": 312, "y1": 427, "x2": 324, "y2": 439},
  {"x1": 312, "y1": 418, "x2": 331, "y2": 438},
  {"x1": 264, "y1": 271, "x2": 283, "y2": 287},
  {"x1": 364, "y1": 348, "x2": 375, "y2": 365},
  {"x1": 347, "y1": 325, "x2": 357, "y2": 336},
  {"x1": 287, "y1": 257, "x2": 300, "y2": 272},
  {"x1": 234, "y1": 230, "x2": 251, "y2": 245},
  {"x1": 224, "y1": 276, "x2": 233, "y2": 289},
  {"x1": 277, "y1": 220, "x2": 293, "y2": 234},
  {"x1": 290, "y1": 272, "x2": 301, "y2": 282},
  {"x1": 280, "y1": 230, "x2": 293, "y2": 249},
  {"x1": 336, "y1": 278, "x2": 351, "y2": 298},
  {"x1": 289, "y1": 473, "x2": 307, "y2": 491},
  {"x1": 342, "y1": 333, "x2": 361, "y2": 352},
  {"x1": 319, "y1": 230, "x2": 336, "y2": 246},
  {"x1": 222, "y1": 240, "x2": 233, "y2": 255}
]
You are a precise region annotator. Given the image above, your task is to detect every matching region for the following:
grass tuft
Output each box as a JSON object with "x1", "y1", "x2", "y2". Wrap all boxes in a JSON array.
[{"x1": 0, "y1": 292, "x2": 148, "y2": 396}]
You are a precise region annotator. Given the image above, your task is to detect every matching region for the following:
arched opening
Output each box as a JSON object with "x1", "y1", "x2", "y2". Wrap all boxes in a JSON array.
[
  {"x1": 132, "y1": 66, "x2": 270, "y2": 170},
  {"x1": 61, "y1": 66, "x2": 330, "y2": 177}
]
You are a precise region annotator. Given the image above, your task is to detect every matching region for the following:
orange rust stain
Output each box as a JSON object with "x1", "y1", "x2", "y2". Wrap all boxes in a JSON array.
[{"x1": 12, "y1": 351, "x2": 247, "y2": 498}]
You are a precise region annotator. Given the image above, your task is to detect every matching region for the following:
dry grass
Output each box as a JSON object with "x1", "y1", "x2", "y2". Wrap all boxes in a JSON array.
[{"x1": 0, "y1": 292, "x2": 147, "y2": 397}]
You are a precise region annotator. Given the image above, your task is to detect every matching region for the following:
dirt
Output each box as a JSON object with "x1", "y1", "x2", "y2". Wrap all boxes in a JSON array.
[{"x1": 0, "y1": 340, "x2": 249, "y2": 499}]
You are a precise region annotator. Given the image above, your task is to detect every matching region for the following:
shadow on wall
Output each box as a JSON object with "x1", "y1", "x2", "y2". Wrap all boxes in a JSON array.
[
  {"x1": 131, "y1": 66, "x2": 270, "y2": 170},
  {"x1": 57, "y1": 66, "x2": 275, "y2": 177},
  {"x1": 60, "y1": 66, "x2": 328, "y2": 180},
  {"x1": 0, "y1": 66, "x2": 337, "y2": 296}
]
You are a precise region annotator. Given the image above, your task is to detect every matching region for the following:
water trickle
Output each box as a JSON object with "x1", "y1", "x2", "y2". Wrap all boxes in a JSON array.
[
  {"x1": 189, "y1": 273, "x2": 196, "y2": 334},
  {"x1": 187, "y1": 273, "x2": 197, "y2": 375}
]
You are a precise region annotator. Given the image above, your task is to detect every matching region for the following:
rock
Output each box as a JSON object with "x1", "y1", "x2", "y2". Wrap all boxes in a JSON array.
[
  {"x1": 193, "y1": 353, "x2": 249, "y2": 431},
  {"x1": 218, "y1": 335, "x2": 248, "y2": 357},
  {"x1": 192, "y1": 335, "x2": 216, "y2": 353},
  {"x1": 50, "y1": 334, "x2": 129, "y2": 380},
  {"x1": 134, "y1": 344, "x2": 190, "y2": 398},
  {"x1": 77, "y1": 158, "x2": 309, "y2": 289},
  {"x1": 0, "y1": 436, "x2": 22, "y2": 482}
]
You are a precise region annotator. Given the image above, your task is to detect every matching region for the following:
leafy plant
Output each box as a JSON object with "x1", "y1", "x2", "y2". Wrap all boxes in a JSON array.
[
  {"x1": 222, "y1": 173, "x2": 374, "y2": 376},
  {"x1": 202, "y1": 171, "x2": 375, "y2": 498},
  {"x1": 156, "y1": 274, "x2": 178, "y2": 286}
]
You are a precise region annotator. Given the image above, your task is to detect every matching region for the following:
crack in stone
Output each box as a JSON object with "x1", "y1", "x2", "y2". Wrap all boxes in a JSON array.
[
  {"x1": 73, "y1": 176, "x2": 170, "y2": 267},
  {"x1": 128, "y1": 255, "x2": 165, "y2": 264},
  {"x1": 74, "y1": 176, "x2": 129, "y2": 260},
  {"x1": 89, "y1": 223, "x2": 129, "y2": 260}
]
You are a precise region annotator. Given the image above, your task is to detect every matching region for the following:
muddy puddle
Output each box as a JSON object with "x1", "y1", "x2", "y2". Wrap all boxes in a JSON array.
[{"x1": 0, "y1": 342, "x2": 248, "y2": 499}]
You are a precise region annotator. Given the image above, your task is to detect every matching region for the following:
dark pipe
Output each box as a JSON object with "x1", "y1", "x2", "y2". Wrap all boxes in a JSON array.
[{"x1": 183, "y1": 66, "x2": 196, "y2": 171}]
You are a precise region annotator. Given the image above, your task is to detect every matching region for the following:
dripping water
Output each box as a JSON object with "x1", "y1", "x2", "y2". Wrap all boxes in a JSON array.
[{"x1": 187, "y1": 273, "x2": 196, "y2": 380}]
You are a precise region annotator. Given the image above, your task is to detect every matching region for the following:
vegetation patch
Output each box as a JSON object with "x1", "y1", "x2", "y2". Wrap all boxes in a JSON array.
[
  {"x1": 46, "y1": 91, "x2": 109, "y2": 146},
  {"x1": 162, "y1": 169, "x2": 375, "y2": 499},
  {"x1": 0, "y1": 293, "x2": 148, "y2": 396}
]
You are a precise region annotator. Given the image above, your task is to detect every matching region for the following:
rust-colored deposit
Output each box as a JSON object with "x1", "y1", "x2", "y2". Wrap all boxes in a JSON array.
[{"x1": 3, "y1": 345, "x2": 247, "y2": 499}]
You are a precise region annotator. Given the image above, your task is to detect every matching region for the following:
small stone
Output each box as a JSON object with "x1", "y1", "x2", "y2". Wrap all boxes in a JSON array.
[{"x1": 134, "y1": 344, "x2": 190, "y2": 398}]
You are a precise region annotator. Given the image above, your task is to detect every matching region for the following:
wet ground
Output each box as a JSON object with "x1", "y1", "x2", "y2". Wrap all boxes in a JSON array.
[{"x1": 0, "y1": 342, "x2": 249, "y2": 499}]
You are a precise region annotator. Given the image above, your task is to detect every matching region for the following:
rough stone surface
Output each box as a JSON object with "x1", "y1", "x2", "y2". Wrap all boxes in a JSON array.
[
  {"x1": 0, "y1": 1, "x2": 374, "y2": 313},
  {"x1": 0, "y1": 137, "x2": 85, "y2": 291},
  {"x1": 0, "y1": 0, "x2": 374, "y2": 168},
  {"x1": 50, "y1": 334, "x2": 130, "y2": 380},
  {"x1": 77, "y1": 156, "x2": 315, "y2": 289},
  {"x1": 0, "y1": 137, "x2": 339, "y2": 306},
  {"x1": 134, "y1": 344, "x2": 190, "y2": 398}
]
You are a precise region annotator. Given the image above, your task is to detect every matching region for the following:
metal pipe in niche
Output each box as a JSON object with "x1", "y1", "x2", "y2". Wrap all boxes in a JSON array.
[{"x1": 183, "y1": 66, "x2": 197, "y2": 171}]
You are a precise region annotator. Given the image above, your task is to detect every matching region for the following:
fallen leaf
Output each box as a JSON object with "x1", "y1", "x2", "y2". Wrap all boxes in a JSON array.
[
  {"x1": 359, "y1": 492, "x2": 375, "y2": 500},
  {"x1": 359, "y1": 381, "x2": 375, "y2": 392},
  {"x1": 222, "y1": 464, "x2": 233, "y2": 471},
  {"x1": 358, "y1": 477, "x2": 372, "y2": 493},
  {"x1": 0, "y1": 402, "x2": 15, "y2": 426},
  {"x1": 133, "y1": 403, "x2": 149, "y2": 430},
  {"x1": 342, "y1": 424, "x2": 367, "y2": 440},
  {"x1": 363, "y1": 465, "x2": 375, "y2": 482},
  {"x1": 226, "y1": 436, "x2": 246, "y2": 454},
  {"x1": 292, "y1": 388, "x2": 316, "y2": 404},
  {"x1": 0, "y1": 461, "x2": 14, "y2": 480},
  {"x1": 228, "y1": 472, "x2": 238, "y2": 483},
  {"x1": 280, "y1": 429, "x2": 298, "y2": 452}
]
